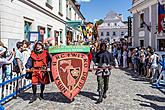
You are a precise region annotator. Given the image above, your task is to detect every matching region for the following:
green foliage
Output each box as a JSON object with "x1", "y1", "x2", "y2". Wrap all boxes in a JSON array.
[
  {"x1": 96, "y1": 19, "x2": 104, "y2": 25},
  {"x1": 92, "y1": 19, "x2": 104, "y2": 39}
]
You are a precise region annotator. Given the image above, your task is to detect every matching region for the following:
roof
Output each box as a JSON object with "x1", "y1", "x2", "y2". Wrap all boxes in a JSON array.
[{"x1": 104, "y1": 11, "x2": 122, "y2": 21}]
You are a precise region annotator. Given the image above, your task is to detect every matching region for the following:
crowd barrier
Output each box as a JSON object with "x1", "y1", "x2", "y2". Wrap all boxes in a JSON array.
[{"x1": 0, "y1": 63, "x2": 31, "y2": 106}]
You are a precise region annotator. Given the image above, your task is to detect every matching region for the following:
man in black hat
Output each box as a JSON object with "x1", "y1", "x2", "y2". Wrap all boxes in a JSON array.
[{"x1": 26, "y1": 41, "x2": 51, "y2": 103}]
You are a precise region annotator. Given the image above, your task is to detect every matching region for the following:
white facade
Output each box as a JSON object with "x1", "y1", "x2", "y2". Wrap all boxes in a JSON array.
[
  {"x1": 98, "y1": 11, "x2": 128, "y2": 43},
  {"x1": 130, "y1": 0, "x2": 165, "y2": 50},
  {"x1": 66, "y1": 0, "x2": 85, "y2": 43},
  {"x1": 0, "y1": 0, "x2": 85, "y2": 49}
]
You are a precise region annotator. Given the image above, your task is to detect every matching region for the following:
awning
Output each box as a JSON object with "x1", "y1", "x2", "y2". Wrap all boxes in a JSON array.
[{"x1": 66, "y1": 20, "x2": 83, "y2": 29}]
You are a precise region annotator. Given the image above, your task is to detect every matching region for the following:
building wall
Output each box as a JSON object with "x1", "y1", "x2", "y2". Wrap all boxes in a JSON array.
[
  {"x1": 66, "y1": 0, "x2": 85, "y2": 42},
  {"x1": 144, "y1": 7, "x2": 149, "y2": 47},
  {"x1": 0, "y1": 0, "x2": 67, "y2": 49},
  {"x1": 151, "y1": 4, "x2": 157, "y2": 49},
  {"x1": 133, "y1": 13, "x2": 139, "y2": 47},
  {"x1": 133, "y1": 7, "x2": 151, "y2": 48},
  {"x1": 98, "y1": 28, "x2": 127, "y2": 41},
  {"x1": 131, "y1": 0, "x2": 165, "y2": 50},
  {"x1": 98, "y1": 11, "x2": 128, "y2": 43},
  {"x1": 28, "y1": 0, "x2": 66, "y2": 21}
]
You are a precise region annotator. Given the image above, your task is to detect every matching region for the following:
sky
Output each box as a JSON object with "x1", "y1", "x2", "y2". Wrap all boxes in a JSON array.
[{"x1": 76, "y1": 0, "x2": 132, "y2": 22}]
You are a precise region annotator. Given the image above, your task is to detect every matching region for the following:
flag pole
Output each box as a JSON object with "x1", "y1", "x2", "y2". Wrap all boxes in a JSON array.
[{"x1": 156, "y1": 0, "x2": 159, "y2": 34}]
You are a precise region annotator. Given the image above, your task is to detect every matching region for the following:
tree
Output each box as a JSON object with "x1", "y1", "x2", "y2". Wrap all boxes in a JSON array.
[
  {"x1": 92, "y1": 19, "x2": 104, "y2": 41},
  {"x1": 96, "y1": 19, "x2": 103, "y2": 25}
]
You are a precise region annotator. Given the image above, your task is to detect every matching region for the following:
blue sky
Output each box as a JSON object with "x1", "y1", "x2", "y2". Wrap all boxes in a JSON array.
[{"x1": 76, "y1": 0, "x2": 132, "y2": 22}]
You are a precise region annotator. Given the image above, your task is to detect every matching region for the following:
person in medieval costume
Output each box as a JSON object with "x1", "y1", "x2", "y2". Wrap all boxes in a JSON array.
[
  {"x1": 26, "y1": 41, "x2": 51, "y2": 103},
  {"x1": 95, "y1": 42, "x2": 115, "y2": 104}
]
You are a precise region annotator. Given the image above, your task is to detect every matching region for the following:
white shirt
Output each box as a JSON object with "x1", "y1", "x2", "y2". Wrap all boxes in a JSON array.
[
  {"x1": 123, "y1": 51, "x2": 127, "y2": 57},
  {"x1": 128, "y1": 51, "x2": 132, "y2": 57},
  {"x1": 22, "y1": 49, "x2": 31, "y2": 67},
  {"x1": 15, "y1": 50, "x2": 23, "y2": 62},
  {"x1": 150, "y1": 54, "x2": 159, "y2": 68}
]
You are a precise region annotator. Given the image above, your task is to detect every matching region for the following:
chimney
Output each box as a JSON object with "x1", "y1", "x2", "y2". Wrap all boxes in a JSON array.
[{"x1": 75, "y1": 2, "x2": 81, "y2": 10}]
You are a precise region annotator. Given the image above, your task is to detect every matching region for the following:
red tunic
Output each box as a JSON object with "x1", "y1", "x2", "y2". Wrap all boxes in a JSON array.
[
  {"x1": 30, "y1": 50, "x2": 50, "y2": 85},
  {"x1": 88, "y1": 52, "x2": 92, "y2": 67}
]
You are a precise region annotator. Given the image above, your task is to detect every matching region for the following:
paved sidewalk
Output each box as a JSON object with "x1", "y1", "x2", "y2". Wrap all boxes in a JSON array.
[{"x1": 4, "y1": 69, "x2": 165, "y2": 110}]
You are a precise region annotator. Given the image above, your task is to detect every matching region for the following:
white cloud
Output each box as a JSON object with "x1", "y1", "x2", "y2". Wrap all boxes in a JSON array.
[{"x1": 76, "y1": 0, "x2": 91, "y2": 3}]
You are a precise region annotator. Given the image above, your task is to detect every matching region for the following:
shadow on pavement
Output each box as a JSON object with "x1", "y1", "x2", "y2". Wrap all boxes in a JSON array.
[
  {"x1": 157, "y1": 88, "x2": 165, "y2": 95},
  {"x1": 121, "y1": 68, "x2": 165, "y2": 97},
  {"x1": 133, "y1": 99, "x2": 165, "y2": 110},
  {"x1": 120, "y1": 68, "x2": 138, "y2": 77},
  {"x1": 18, "y1": 91, "x2": 99, "y2": 103},
  {"x1": 129, "y1": 77, "x2": 150, "y2": 82},
  {"x1": 136, "y1": 94, "x2": 165, "y2": 102},
  {"x1": 79, "y1": 91, "x2": 98, "y2": 101},
  {"x1": 18, "y1": 92, "x2": 72, "y2": 103},
  {"x1": 120, "y1": 68, "x2": 150, "y2": 82}
]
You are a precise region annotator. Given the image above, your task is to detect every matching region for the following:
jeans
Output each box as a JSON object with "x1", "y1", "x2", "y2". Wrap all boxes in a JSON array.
[
  {"x1": 151, "y1": 67, "x2": 158, "y2": 82},
  {"x1": 157, "y1": 70, "x2": 165, "y2": 84},
  {"x1": 123, "y1": 57, "x2": 127, "y2": 68}
]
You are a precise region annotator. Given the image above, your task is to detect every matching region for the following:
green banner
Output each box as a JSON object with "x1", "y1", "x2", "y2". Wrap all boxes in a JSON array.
[{"x1": 49, "y1": 45, "x2": 90, "y2": 53}]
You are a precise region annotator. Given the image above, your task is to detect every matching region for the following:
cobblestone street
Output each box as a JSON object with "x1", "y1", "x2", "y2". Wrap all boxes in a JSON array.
[{"x1": 4, "y1": 69, "x2": 165, "y2": 110}]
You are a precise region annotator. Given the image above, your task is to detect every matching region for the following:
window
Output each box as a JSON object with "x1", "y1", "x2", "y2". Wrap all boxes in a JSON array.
[
  {"x1": 47, "y1": 27, "x2": 51, "y2": 38},
  {"x1": 106, "y1": 32, "x2": 110, "y2": 36},
  {"x1": 140, "y1": 13, "x2": 144, "y2": 28},
  {"x1": 38, "y1": 26, "x2": 45, "y2": 42},
  {"x1": 69, "y1": 7, "x2": 71, "y2": 19},
  {"x1": 60, "y1": 31, "x2": 62, "y2": 42},
  {"x1": 114, "y1": 23, "x2": 117, "y2": 26},
  {"x1": 54, "y1": 31, "x2": 59, "y2": 45},
  {"x1": 24, "y1": 21, "x2": 32, "y2": 40},
  {"x1": 158, "y1": 39, "x2": 165, "y2": 51},
  {"x1": 101, "y1": 32, "x2": 104, "y2": 36},
  {"x1": 75, "y1": 13, "x2": 76, "y2": 20},
  {"x1": 66, "y1": 5, "x2": 69, "y2": 18},
  {"x1": 140, "y1": 40, "x2": 144, "y2": 47},
  {"x1": 108, "y1": 23, "x2": 110, "y2": 26},
  {"x1": 59, "y1": 0, "x2": 63, "y2": 15},
  {"x1": 113, "y1": 32, "x2": 116, "y2": 36},
  {"x1": 121, "y1": 32, "x2": 124, "y2": 36}
]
